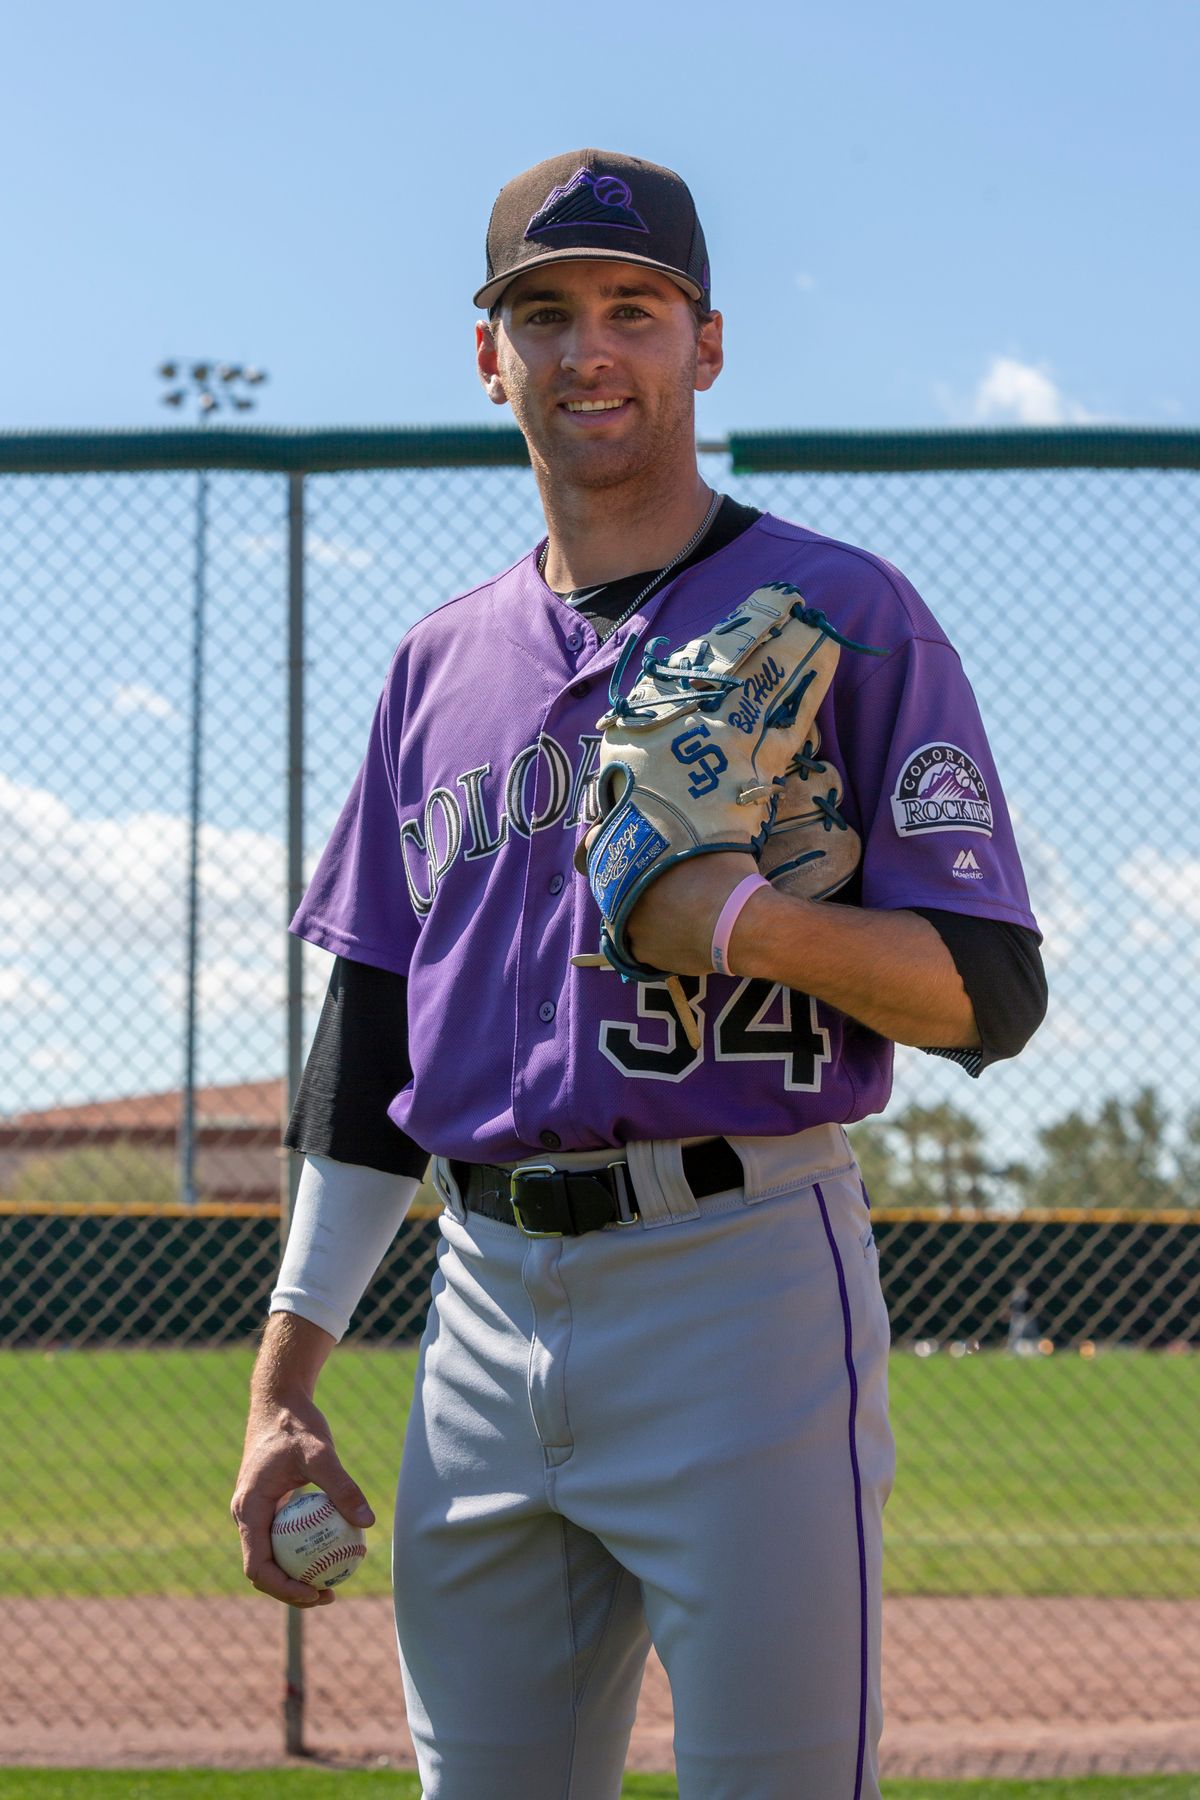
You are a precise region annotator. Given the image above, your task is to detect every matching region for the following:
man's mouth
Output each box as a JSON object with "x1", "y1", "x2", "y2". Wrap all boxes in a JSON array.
[{"x1": 561, "y1": 398, "x2": 629, "y2": 413}]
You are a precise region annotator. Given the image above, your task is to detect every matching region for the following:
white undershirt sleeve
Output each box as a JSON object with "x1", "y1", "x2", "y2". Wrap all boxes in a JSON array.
[{"x1": 270, "y1": 1153, "x2": 421, "y2": 1342}]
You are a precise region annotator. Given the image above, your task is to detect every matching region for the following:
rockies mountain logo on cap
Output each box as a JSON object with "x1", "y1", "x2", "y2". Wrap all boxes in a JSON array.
[{"x1": 525, "y1": 168, "x2": 649, "y2": 239}]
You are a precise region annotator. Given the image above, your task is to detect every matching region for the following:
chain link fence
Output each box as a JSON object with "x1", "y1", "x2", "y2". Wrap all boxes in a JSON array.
[{"x1": 1, "y1": 426, "x2": 1197, "y2": 1777}]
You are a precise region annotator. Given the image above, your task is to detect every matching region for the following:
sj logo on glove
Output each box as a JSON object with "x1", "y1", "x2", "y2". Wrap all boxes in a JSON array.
[
  {"x1": 671, "y1": 723, "x2": 729, "y2": 798},
  {"x1": 572, "y1": 583, "x2": 885, "y2": 1051}
]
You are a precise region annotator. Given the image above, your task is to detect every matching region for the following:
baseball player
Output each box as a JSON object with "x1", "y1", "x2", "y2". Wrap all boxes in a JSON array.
[{"x1": 232, "y1": 150, "x2": 1047, "y2": 1800}]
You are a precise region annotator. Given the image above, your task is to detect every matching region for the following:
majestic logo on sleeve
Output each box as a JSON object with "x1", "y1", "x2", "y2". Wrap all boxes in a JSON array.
[
  {"x1": 525, "y1": 169, "x2": 649, "y2": 238},
  {"x1": 890, "y1": 743, "x2": 993, "y2": 837}
]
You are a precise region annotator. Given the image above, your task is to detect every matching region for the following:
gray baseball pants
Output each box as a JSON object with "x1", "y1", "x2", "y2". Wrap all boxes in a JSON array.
[{"x1": 393, "y1": 1123, "x2": 895, "y2": 1800}]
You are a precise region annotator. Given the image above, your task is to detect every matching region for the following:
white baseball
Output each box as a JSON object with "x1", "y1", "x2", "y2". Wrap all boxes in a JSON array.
[{"x1": 271, "y1": 1488, "x2": 367, "y2": 1589}]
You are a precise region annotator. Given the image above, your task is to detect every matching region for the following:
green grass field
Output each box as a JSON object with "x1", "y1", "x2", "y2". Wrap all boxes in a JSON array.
[
  {"x1": 3, "y1": 1344, "x2": 1196, "y2": 1599},
  {"x1": 1, "y1": 1772, "x2": 1198, "y2": 1799}
]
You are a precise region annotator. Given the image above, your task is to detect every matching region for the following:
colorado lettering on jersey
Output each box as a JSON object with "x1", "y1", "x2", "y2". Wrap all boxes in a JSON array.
[{"x1": 400, "y1": 731, "x2": 600, "y2": 917}]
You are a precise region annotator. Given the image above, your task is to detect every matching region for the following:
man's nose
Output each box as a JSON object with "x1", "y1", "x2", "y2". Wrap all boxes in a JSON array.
[{"x1": 559, "y1": 321, "x2": 614, "y2": 376}]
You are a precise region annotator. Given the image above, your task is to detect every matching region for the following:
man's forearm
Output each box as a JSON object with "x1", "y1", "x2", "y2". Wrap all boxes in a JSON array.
[
  {"x1": 731, "y1": 887, "x2": 980, "y2": 1048},
  {"x1": 233, "y1": 1310, "x2": 374, "y2": 1608},
  {"x1": 251, "y1": 1310, "x2": 338, "y2": 1410}
]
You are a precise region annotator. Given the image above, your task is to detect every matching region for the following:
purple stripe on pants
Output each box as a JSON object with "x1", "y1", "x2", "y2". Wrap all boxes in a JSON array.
[{"x1": 814, "y1": 1179, "x2": 869, "y2": 1800}]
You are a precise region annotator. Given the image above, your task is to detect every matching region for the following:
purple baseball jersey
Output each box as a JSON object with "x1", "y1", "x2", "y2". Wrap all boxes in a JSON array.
[{"x1": 292, "y1": 512, "x2": 1039, "y2": 1161}]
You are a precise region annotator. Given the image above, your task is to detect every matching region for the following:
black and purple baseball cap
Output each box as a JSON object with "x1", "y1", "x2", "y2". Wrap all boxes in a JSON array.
[{"x1": 474, "y1": 149, "x2": 711, "y2": 315}]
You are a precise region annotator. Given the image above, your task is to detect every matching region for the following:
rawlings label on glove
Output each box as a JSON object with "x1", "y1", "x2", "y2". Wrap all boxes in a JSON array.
[{"x1": 572, "y1": 582, "x2": 884, "y2": 1045}]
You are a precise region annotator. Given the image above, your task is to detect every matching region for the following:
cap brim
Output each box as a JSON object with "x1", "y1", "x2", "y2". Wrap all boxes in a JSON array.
[{"x1": 474, "y1": 246, "x2": 703, "y2": 312}]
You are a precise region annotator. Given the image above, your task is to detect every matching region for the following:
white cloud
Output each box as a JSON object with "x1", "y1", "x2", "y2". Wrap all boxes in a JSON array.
[
  {"x1": 794, "y1": 272, "x2": 816, "y2": 292},
  {"x1": 0, "y1": 965, "x2": 67, "y2": 1014},
  {"x1": 237, "y1": 532, "x2": 279, "y2": 559},
  {"x1": 0, "y1": 774, "x2": 283, "y2": 963},
  {"x1": 970, "y1": 355, "x2": 1097, "y2": 426},
  {"x1": 1, "y1": 777, "x2": 303, "y2": 1110},
  {"x1": 155, "y1": 954, "x2": 282, "y2": 1018},
  {"x1": 25, "y1": 1043, "x2": 85, "y2": 1077},
  {"x1": 1129, "y1": 914, "x2": 1173, "y2": 949},
  {"x1": 308, "y1": 535, "x2": 374, "y2": 570},
  {"x1": 1118, "y1": 850, "x2": 1200, "y2": 933},
  {"x1": 1036, "y1": 1004, "x2": 1092, "y2": 1051},
  {"x1": 236, "y1": 530, "x2": 373, "y2": 569},
  {"x1": 111, "y1": 682, "x2": 177, "y2": 721},
  {"x1": 1009, "y1": 805, "x2": 1088, "y2": 967}
]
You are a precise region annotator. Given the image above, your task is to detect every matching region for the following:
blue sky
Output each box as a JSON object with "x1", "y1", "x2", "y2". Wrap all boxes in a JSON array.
[
  {"x1": 3, "y1": 1, "x2": 1198, "y2": 1165},
  {"x1": 1, "y1": 0, "x2": 1196, "y2": 434}
]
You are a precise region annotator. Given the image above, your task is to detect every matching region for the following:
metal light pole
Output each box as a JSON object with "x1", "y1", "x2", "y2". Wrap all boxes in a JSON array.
[{"x1": 158, "y1": 361, "x2": 268, "y2": 1206}]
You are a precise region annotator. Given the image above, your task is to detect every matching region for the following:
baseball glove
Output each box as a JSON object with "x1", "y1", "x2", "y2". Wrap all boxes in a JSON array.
[
  {"x1": 756, "y1": 728, "x2": 863, "y2": 901},
  {"x1": 573, "y1": 582, "x2": 882, "y2": 1044}
]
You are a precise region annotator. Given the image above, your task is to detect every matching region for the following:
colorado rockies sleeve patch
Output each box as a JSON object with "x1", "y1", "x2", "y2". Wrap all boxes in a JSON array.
[{"x1": 890, "y1": 743, "x2": 993, "y2": 837}]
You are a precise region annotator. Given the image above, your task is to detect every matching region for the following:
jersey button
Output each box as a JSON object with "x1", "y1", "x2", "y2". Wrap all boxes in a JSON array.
[
  {"x1": 570, "y1": 682, "x2": 588, "y2": 698},
  {"x1": 540, "y1": 1129, "x2": 561, "y2": 1150},
  {"x1": 566, "y1": 630, "x2": 583, "y2": 651},
  {"x1": 538, "y1": 1000, "x2": 556, "y2": 1023},
  {"x1": 548, "y1": 873, "x2": 564, "y2": 895}
]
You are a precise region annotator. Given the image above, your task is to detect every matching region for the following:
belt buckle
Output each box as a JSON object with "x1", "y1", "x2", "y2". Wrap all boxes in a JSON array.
[
  {"x1": 608, "y1": 1160, "x2": 639, "y2": 1225},
  {"x1": 509, "y1": 1164, "x2": 567, "y2": 1238}
]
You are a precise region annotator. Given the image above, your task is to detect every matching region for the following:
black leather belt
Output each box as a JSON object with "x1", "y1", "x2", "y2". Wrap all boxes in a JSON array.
[{"x1": 450, "y1": 1138, "x2": 745, "y2": 1238}]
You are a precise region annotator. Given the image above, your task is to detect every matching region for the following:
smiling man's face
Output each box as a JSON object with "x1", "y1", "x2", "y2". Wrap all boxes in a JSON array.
[{"x1": 477, "y1": 260, "x2": 723, "y2": 493}]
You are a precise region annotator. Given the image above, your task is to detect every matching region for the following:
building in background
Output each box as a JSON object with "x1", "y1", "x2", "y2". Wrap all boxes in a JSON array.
[{"x1": 0, "y1": 1080, "x2": 284, "y2": 1209}]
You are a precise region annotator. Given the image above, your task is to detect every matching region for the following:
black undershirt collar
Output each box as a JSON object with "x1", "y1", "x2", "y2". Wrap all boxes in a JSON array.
[{"x1": 555, "y1": 495, "x2": 762, "y2": 638}]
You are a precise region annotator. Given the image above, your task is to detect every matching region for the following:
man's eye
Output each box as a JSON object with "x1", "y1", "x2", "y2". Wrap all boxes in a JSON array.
[
  {"x1": 525, "y1": 309, "x2": 565, "y2": 324},
  {"x1": 615, "y1": 306, "x2": 651, "y2": 319}
]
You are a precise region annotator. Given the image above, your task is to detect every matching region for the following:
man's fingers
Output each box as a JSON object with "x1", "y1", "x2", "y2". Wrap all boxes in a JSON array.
[
  {"x1": 232, "y1": 1484, "x2": 336, "y2": 1608},
  {"x1": 310, "y1": 1453, "x2": 375, "y2": 1528},
  {"x1": 244, "y1": 1551, "x2": 335, "y2": 1609},
  {"x1": 230, "y1": 1475, "x2": 281, "y2": 1549}
]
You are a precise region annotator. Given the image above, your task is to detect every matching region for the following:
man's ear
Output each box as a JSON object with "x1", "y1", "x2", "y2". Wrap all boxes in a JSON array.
[
  {"x1": 694, "y1": 311, "x2": 724, "y2": 393},
  {"x1": 476, "y1": 320, "x2": 509, "y2": 406}
]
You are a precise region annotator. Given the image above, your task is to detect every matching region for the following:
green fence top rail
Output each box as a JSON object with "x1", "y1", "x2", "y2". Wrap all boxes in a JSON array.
[
  {"x1": 0, "y1": 424, "x2": 533, "y2": 474},
  {"x1": 0, "y1": 422, "x2": 1196, "y2": 475},
  {"x1": 727, "y1": 425, "x2": 1200, "y2": 474}
]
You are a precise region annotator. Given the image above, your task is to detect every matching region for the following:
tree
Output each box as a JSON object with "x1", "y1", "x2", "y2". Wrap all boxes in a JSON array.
[
  {"x1": 1172, "y1": 1104, "x2": 1200, "y2": 1210},
  {"x1": 1015, "y1": 1084, "x2": 1177, "y2": 1211},
  {"x1": 6, "y1": 1143, "x2": 177, "y2": 1210},
  {"x1": 852, "y1": 1085, "x2": 1197, "y2": 1215},
  {"x1": 849, "y1": 1102, "x2": 999, "y2": 1212},
  {"x1": 886, "y1": 1100, "x2": 993, "y2": 1211},
  {"x1": 845, "y1": 1120, "x2": 898, "y2": 1207}
]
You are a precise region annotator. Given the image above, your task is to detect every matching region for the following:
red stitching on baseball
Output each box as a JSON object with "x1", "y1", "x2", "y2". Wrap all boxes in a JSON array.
[
  {"x1": 275, "y1": 1498, "x2": 335, "y2": 1536},
  {"x1": 303, "y1": 1543, "x2": 366, "y2": 1580}
]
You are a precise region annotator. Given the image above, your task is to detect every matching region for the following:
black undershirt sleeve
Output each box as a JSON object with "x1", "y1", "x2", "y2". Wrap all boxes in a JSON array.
[
  {"x1": 911, "y1": 910, "x2": 1048, "y2": 1078},
  {"x1": 283, "y1": 956, "x2": 428, "y2": 1178}
]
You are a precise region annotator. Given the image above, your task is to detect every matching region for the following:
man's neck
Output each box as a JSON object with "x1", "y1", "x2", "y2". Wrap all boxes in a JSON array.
[{"x1": 538, "y1": 468, "x2": 714, "y2": 592}]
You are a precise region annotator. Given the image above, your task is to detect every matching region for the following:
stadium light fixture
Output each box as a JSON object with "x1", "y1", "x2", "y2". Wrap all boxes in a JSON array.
[{"x1": 152, "y1": 355, "x2": 270, "y2": 1208}]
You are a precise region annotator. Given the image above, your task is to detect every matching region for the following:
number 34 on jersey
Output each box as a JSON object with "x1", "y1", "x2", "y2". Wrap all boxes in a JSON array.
[{"x1": 600, "y1": 976, "x2": 831, "y2": 1089}]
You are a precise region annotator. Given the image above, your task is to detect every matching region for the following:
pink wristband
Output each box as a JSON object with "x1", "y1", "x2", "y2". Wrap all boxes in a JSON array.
[{"x1": 711, "y1": 872, "x2": 770, "y2": 977}]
